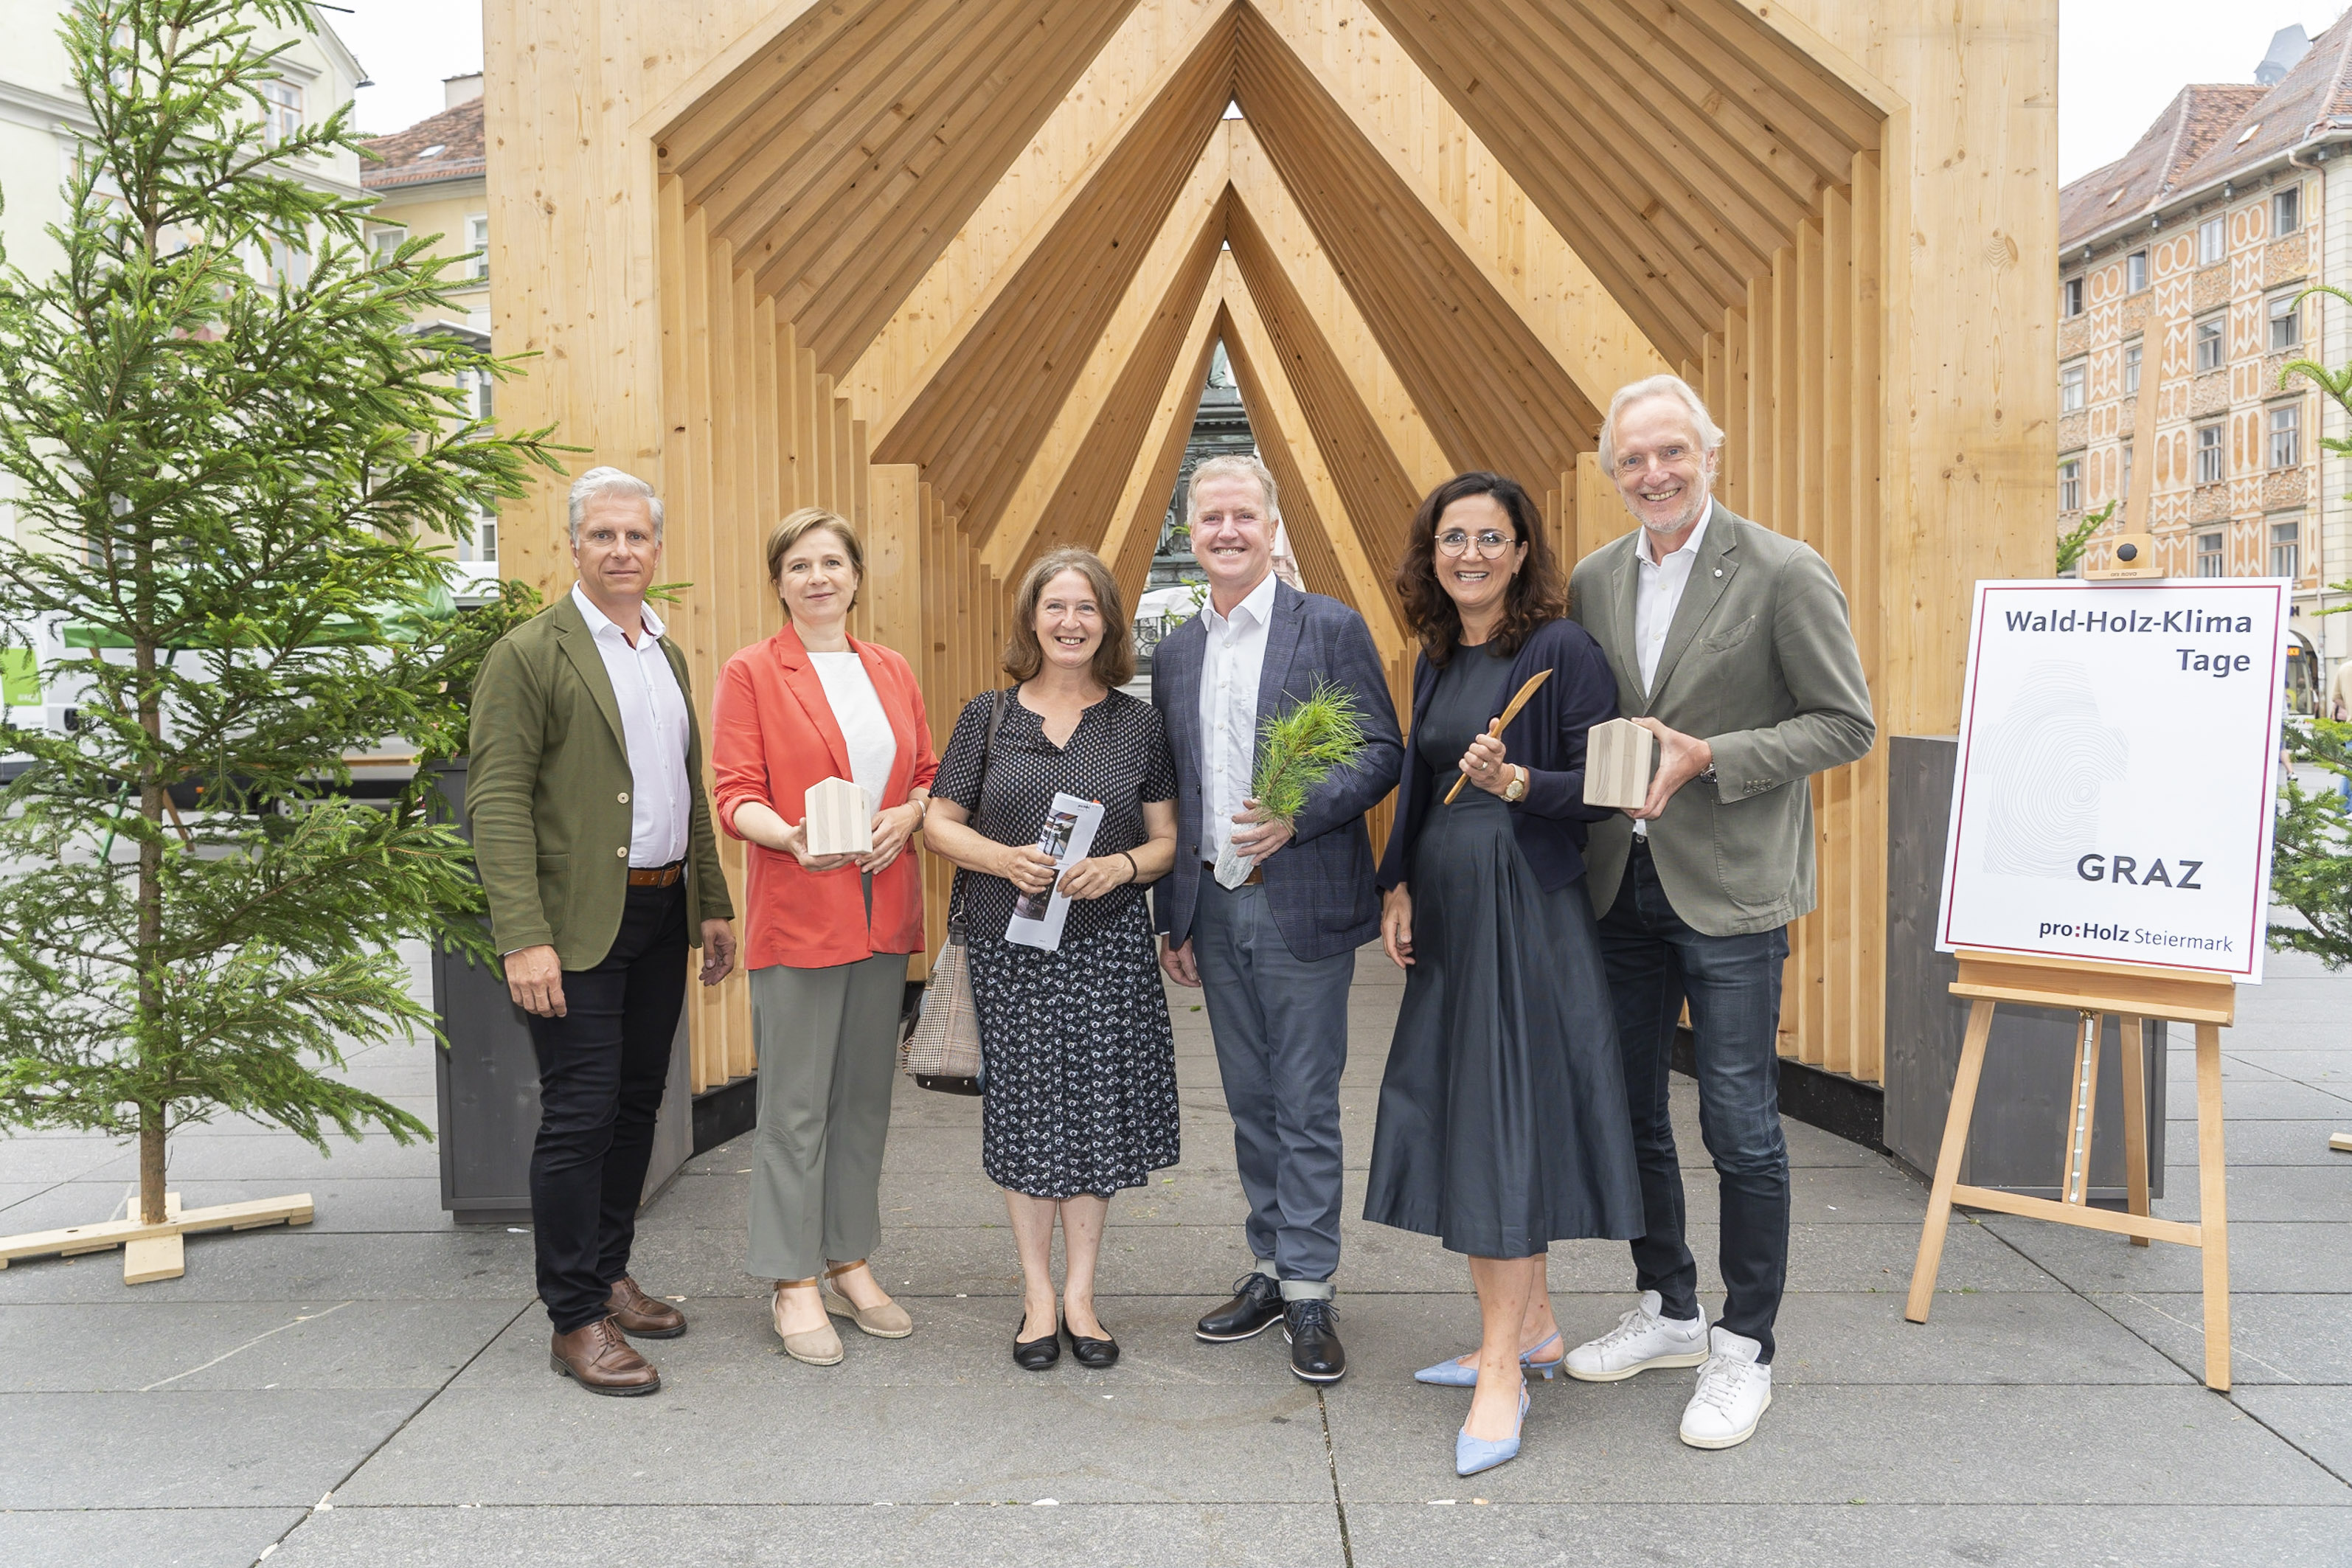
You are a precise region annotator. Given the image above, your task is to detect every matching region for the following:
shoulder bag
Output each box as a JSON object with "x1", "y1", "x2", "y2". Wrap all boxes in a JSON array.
[{"x1": 899, "y1": 688, "x2": 1008, "y2": 1096}]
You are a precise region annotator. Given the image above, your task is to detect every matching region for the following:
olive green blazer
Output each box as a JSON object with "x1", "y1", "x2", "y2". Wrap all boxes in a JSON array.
[
  {"x1": 1569, "y1": 503, "x2": 1875, "y2": 938},
  {"x1": 466, "y1": 593, "x2": 733, "y2": 971}
]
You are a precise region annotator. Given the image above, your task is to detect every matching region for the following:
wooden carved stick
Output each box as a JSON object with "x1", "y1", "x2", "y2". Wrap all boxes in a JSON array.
[{"x1": 1443, "y1": 667, "x2": 1554, "y2": 804}]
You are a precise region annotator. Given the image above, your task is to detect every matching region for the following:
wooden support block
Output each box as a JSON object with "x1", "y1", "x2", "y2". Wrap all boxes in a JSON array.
[
  {"x1": 1583, "y1": 717, "x2": 1654, "y2": 809},
  {"x1": 123, "y1": 1193, "x2": 184, "y2": 1286},
  {"x1": 0, "y1": 1192, "x2": 314, "y2": 1277},
  {"x1": 802, "y1": 776, "x2": 873, "y2": 856},
  {"x1": 2330, "y1": 1132, "x2": 2351, "y2": 1154}
]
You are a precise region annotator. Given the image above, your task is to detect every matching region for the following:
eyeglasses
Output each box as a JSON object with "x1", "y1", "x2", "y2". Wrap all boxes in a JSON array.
[{"x1": 1435, "y1": 529, "x2": 1516, "y2": 558}]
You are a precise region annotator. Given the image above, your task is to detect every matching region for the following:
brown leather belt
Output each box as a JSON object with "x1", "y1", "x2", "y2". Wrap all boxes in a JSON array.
[
  {"x1": 627, "y1": 862, "x2": 684, "y2": 887},
  {"x1": 1205, "y1": 859, "x2": 1264, "y2": 887}
]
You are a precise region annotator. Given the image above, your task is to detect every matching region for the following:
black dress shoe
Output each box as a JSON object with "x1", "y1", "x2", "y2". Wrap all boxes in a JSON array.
[
  {"x1": 1069, "y1": 1328, "x2": 1120, "y2": 1369},
  {"x1": 1195, "y1": 1270, "x2": 1286, "y2": 1342},
  {"x1": 1283, "y1": 1298, "x2": 1346, "y2": 1384},
  {"x1": 1013, "y1": 1317, "x2": 1061, "y2": 1371}
]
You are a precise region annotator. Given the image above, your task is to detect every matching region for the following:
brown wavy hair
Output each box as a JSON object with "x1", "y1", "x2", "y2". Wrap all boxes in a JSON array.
[
  {"x1": 1392, "y1": 471, "x2": 1565, "y2": 664},
  {"x1": 1002, "y1": 548, "x2": 1134, "y2": 689}
]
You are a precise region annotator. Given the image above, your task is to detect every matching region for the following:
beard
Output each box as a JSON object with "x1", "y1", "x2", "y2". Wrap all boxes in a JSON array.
[{"x1": 1638, "y1": 482, "x2": 1710, "y2": 538}]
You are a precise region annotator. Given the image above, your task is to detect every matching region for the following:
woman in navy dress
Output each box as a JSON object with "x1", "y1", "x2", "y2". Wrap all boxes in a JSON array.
[{"x1": 1366, "y1": 471, "x2": 1643, "y2": 1475}]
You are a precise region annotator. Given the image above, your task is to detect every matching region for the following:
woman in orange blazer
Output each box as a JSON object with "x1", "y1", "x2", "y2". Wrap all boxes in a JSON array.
[{"x1": 711, "y1": 507, "x2": 937, "y2": 1367}]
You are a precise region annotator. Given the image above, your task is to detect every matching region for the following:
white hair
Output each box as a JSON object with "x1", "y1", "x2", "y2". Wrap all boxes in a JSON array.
[
  {"x1": 567, "y1": 466, "x2": 665, "y2": 543},
  {"x1": 1187, "y1": 452, "x2": 1280, "y2": 521},
  {"x1": 1596, "y1": 375, "x2": 1726, "y2": 473}
]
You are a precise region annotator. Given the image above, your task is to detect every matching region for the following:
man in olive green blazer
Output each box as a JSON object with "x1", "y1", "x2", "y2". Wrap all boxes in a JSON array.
[
  {"x1": 1562, "y1": 377, "x2": 1873, "y2": 1453},
  {"x1": 468, "y1": 466, "x2": 735, "y2": 1398}
]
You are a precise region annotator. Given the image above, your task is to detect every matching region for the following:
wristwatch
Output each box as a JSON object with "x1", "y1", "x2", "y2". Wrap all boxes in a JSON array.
[{"x1": 1502, "y1": 765, "x2": 1529, "y2": 802}]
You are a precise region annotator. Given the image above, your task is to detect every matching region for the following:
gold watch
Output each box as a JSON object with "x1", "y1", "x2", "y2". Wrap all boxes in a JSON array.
[{"x1": 1502, "y1": 766, "x2": 1528, "y2": 802}]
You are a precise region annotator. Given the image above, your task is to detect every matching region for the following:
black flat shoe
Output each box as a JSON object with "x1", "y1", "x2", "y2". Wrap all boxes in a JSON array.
[
  {"x1": 1196, "y1": 1270, "x2": 1286, "y2": 1342},
  {"x1": 1013, "y1": 1317, "x2": 1061, "y2": 1371},
  {"x1": 1069, "y1": 1328, "x2": 1120, "y2": 1369}
]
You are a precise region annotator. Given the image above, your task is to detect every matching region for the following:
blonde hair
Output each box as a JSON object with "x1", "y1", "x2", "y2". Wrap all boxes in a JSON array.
[
  {"x1": 1003, "y1": 549, "x2": 1134, "y2": 688},
  {"x1": 1187, "y1": 452, "x2": 1280, "y2": 520},
  {"x1": 765, "y1": 507, "x2": 864, "y2": 600}
]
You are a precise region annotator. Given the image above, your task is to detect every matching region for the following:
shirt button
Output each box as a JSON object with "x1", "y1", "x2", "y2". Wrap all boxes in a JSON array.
[
  {"x1": 618, "y1": 791, "x2": 629, "y2": 803},
  {"x1": 615, "y1": 847, "x2": 628, "y2": 858}
]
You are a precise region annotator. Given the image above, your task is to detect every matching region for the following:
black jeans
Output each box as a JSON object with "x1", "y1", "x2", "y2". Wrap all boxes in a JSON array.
[
  {"x1": 525, "y1": 881, "x2": 688, "y2": 1333},
  {"x1": 1595, "y1": 839, "x2": 1791, "y2": 1361}
]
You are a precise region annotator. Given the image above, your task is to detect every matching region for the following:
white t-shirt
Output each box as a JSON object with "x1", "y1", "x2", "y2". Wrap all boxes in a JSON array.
[{"x1": 809, "y1": 650, "x2": 898, "y2": 816}]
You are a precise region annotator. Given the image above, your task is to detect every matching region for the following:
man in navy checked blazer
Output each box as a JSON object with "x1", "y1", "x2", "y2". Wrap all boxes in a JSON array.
[{"x1": 1153, "y1": 454, "x2": 1403, "y2": 1385}]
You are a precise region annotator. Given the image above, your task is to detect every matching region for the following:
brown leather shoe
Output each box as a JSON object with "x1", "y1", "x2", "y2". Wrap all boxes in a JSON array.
[
  {"x1": 549, "y1": 1317, "x2": 661, "y2": 1395},
  {"x1": 605, "y1": 1275, "x2": 687, "y2": 1339}
]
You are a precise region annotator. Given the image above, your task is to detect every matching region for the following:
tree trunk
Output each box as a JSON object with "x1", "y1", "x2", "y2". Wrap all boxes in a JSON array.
[{"x1": 139, "y1": 1103, "x2": 166, "y2": 1225}]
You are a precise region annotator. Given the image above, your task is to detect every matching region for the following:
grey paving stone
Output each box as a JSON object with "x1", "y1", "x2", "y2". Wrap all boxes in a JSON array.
[
  {"x1": 1324, "y1": 1381, "x2": 2347, "y2": 1505},
  {"x1": 2234, "y1": 1385, "x2": 2352, "y2": 1482},
  {"x1": 0, "y1": 1389, "x2": 430, "y2": 1508},
  {"x1": 83, "y1": 1130, "x2": 443, "y2": 1182},
  {"x1": 0, "y1": 1228, "x2": 535, "y2": 1304},
  {"x1": 0, "y1": 1180, "x2": 58, "y2": 1215},
  {"x1": 333, "y1": 1381, "x2": 1335, "y2": 1506},
  {"x1": 2090, "y1": 1292, "x2": 2352, "y2": 1387},
  {"x1": 1339, "y1": 1502, "x2": 2352, "y2": 1567},
  {"x1": 1980, "y1": 1216, "x2": 2352, "y2": 1291},
  {"x1": 0, "y1": 1298, "x2": 530, "y2": 1392},
  {"x1": 0, "y1": 1507, "x2": 304, "y2": 1568},
  {"x1": 2212, "y1": 1050, "x2": 2352, "y2": 1083},
  {"x1": 0, "y1": 1176, "x2": 457, "y2": 1235},
  {"x1": 2159, "y1": 1080, "x2": 2352, "y2": 1119},
  {"x1": 2148, "y1": 1165, "x2": 2352, "y2": 1223},
  {"x1": 267, "y1": 1502, "x2": 1347, "y2": 1567},
  {"x1": 2163, "y1": 1120, "x2": 2352, "y2": 1165},
  {"x1": 0, "y1": 1136, "x2": 125, "y2": 1182}
]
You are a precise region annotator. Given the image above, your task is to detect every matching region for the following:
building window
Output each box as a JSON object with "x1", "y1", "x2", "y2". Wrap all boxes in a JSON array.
[
  {"x1": 2194, "y1": 315, "x2": 2225, "y2": 372},
  {"x1": 262, "y1": 79, "x2": 303, "y2": 147},
  {"x1": 2126, "y1": 250, "x2": 2148, "y2": 292},
  {"x1": 2270, "y1": 403, "x2": 2300, "y2": 468},
  {"x1": 2271, "y1": 518, "x2": 2300, "y2": 580},
  {"x1": 2120, "y1": 441, "x2": 2134, "y2": 502},
  {"x1": 2196, "y1": 530, "x2": 2225, "y2": 577},
  {"x1": 269, "y1": 238, "x2": 310, "y2": 291},
  {"x1": 2195, "y1": 421, "x2": 2224, "y2": 484},
  {"x1": 2059, "y1": 361, "x2": 2086, "y2": 413},
  {"x1": 370, "y1": 225, "x2": 406, "y2": 265},
  {"x1": 2199, "y1": 214, "x2": 2226, "y2": 266},
  {"x1": 2275, "y1": 184, "x2": 2301, "y2": 235},
  {"x1": 2062, "y1": 277, "x2": 2083, "y2": 317},
  {"x1": 2269, "y1": 294, "x2": 2301, "y2": 350},
  {"x1": 2123, "y1": 340, "x2": 2143, "y2": 396},
  {"x1": 2058, "y1": 457, "x2": 2082, "y2": 512},
  {"x1": 466, "y1": 215, "x2": 490, "y2": 280}
]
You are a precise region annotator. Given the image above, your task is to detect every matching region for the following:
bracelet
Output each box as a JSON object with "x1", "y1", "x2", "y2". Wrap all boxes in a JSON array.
[{"x1": 1119, "y1": 850, "x2": 1139, "y2": 884}]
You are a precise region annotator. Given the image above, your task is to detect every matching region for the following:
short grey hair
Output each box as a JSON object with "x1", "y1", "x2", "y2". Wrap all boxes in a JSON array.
[
  {"x1": 567, "y1": 466, "x2": 665, "y2": 543},
  {"x1": 1187, "y1": 452, "x2": 1280, "y2": 521},
  {"x1": 1595, "y1": 375, "x2": 1726, "y2": 473}
]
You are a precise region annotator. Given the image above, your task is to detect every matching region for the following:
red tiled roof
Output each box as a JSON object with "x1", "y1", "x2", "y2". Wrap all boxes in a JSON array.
[
  {"x1": 361, "y1": 100, "x2": 484, "y2": 190},
  {"x1": 2060, "y1": 85, "x2": 2268, "y2": 251},
  {"x1": 2174, "y1": 16, "x2": 2352, "y2": 187}
]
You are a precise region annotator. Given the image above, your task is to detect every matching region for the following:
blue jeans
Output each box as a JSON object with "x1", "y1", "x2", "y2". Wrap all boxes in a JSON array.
[
  {"x1": 1595, "y1": 839, "x2": 1791, "y2": 1360},
  {"x1": 1192, "y1": 877, "x2": 1354, "y2": 1293}
]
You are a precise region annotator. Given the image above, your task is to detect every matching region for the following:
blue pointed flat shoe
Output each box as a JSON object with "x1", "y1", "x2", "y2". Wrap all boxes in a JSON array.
[
  {"x1": 1455, "y1": 1386, "x2": 1530, "y2": 1477},
  {"x1": 1413, "y1": 1331, "x2": 1564, "y2": 1387}
]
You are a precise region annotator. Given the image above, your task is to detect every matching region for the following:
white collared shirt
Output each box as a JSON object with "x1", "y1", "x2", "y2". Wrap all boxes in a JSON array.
[
  {"x1": 1631, "y1": 501, "x2": 1712, "y2": 838},
  {"x1": 1197, "y1": 570, "x2": 1279, "y2": 860},
  {"x1": 571, "y1": 583, "x2": 692, "y2": 867}
]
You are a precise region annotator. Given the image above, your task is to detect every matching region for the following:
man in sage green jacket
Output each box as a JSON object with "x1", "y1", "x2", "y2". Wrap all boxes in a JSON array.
[
  {"x1": 468, "y1": 466, "x2": 735, "y2": 1398},
  {"x1": 1562, "y1": 376, "x2": 1874, "y2": 1453}
]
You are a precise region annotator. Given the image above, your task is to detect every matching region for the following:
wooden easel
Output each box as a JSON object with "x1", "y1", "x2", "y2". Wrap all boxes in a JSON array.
[{"x1": 1905, "y1": 949, "x2": 2235, "y2": 1390}]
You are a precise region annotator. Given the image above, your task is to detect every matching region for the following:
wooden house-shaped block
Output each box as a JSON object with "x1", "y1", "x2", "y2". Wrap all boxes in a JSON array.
[
  {"x1": 803, "y1": 776, "x2": 873, "y2": 856},
  {"x1": 1584, "y1": 718, "x2": 1654, "y2": 811}
]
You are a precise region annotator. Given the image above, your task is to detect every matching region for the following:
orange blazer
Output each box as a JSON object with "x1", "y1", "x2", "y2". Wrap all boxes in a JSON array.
[{"x1": 710, "y1": 622, "x2": 937, "y2": 970}]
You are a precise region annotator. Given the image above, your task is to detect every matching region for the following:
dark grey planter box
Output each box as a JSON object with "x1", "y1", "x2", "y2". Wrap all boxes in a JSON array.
[
  {"x1": 426, "y1": 760, "x2": 693, "y2": 1224},
  {"x1": 1883, "y1": 737, "x2": 2165, "y2": 1202}
]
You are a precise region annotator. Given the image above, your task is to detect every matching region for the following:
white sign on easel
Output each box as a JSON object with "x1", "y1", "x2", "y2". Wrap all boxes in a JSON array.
[{"x1": 1936, "y1": 578, "x2": 2289, "y2": 982}]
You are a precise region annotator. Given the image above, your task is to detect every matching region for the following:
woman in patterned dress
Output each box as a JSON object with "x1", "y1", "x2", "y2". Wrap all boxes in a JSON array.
[{"x1": 923, "y1": 548, "x2": 1181, "y2": 1371}]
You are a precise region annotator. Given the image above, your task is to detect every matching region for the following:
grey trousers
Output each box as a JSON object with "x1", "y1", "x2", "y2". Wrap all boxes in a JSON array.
[
  {"x1": 746, "y1": 954, "x2": 906, "y2": 1281},
  {"x1": 1193, "y1": 878, "x2": 1356, "y2": 1294}
]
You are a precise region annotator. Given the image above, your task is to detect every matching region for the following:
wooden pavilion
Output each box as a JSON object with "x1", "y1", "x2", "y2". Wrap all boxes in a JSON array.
[{"x1": 482, "y1": 0, "x2": 2058, "y2": 1095}]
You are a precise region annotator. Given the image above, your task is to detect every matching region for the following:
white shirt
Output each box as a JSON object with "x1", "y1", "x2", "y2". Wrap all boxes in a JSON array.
[
  {"x1": 571, "y1": 583, "x2": 691, "y2": 867},
  {"x1": 1631, "y1": 502, "x2": 1712, "y2": 837},
  {"x1": 808, "y1": 649, "x2": 898, "y2": 815},
  {"x1": 1197, "y1": 570, "x2": 1279, "y2": 861}
]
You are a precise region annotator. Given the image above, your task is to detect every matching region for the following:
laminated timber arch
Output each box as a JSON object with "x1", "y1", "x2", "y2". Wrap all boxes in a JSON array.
[{"x1": 485, "y1": 0, "x2": 2057, "y2": 1092}]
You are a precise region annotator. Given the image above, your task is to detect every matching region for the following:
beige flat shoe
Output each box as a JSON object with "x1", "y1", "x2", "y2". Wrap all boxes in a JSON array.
[
  {"x1": 821, "y1": 1258, "x2": 914, "y2": 1339},
  {"x1": 773, "y1": 1279, "x2": 844, "y2": 1365}
]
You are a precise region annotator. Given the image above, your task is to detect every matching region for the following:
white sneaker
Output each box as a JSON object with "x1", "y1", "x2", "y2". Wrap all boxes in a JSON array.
[
  {"x1": 1679, "y1": 1327, "x2": 1772, "y2": 1450},
  {"x1": 1564, "y1": 1290, "x2": 1710, "y2": 1382}
]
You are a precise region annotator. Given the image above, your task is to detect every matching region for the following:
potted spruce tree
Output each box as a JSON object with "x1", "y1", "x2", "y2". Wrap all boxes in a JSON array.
[{"x1": 0, "y1": 0, "x2": 561, "y2": 1280}]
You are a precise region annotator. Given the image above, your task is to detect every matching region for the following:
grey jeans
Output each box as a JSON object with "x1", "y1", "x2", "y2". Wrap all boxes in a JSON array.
[
  {"x1": 1193, "y1": 878, "x2": 1355, "y2": 1294},
  {"x1": 745, "y1": 954, "x2": 906, "y2": 1282}
]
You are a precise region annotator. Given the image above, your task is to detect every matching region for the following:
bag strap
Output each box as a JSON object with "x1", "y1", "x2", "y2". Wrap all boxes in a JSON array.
[{"x1": 947, "y1": 686, "x2": 1012, "y2": 934}]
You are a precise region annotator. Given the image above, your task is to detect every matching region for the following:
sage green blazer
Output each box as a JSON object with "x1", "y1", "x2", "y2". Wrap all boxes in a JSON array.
[
  {"x1": 466, "y1": 593, "x2": 733, "y2": 971},
  {"x1": 1568, "y1": 502, "x2": 1875, "y2": 938}
]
